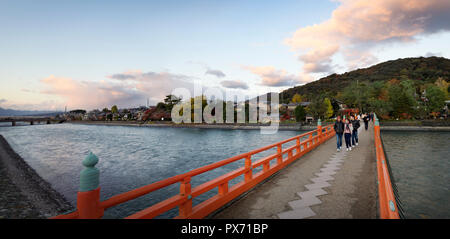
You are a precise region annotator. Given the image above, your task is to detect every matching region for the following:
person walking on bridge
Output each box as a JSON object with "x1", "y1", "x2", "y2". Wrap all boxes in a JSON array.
[
  {"x1": 363, "y1": 114, "x2": 369, "y2": 130},
  {"x1": 334, "y1": 115, "x2": 344, "y2": 152},
  {"x1": 351, "y1": 116, "x2": 360, "y2": 146},
  {"x1": 344, "y1": 118, "x2": 353, "y2": 151}
]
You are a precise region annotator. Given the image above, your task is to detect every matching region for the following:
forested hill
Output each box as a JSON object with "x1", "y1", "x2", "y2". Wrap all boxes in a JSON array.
[{"x1": 280, "y1": 56, "x2": 450, "y2": 102}]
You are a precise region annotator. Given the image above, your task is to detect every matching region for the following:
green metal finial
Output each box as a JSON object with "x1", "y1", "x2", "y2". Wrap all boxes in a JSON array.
[
  {"x1": 79, "y1": 152, "x2": 100, "y2": 192},
  {"x1": 375, "y1": 118, "x2": 379, "y2": 126},
  {"x1": 317, "y1": 118, "x2": 321, "y2": 126}
]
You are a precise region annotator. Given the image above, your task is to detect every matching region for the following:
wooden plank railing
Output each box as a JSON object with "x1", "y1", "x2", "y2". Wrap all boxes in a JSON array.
[{"x1": 52, "y1": 122, "x2": 335, "y2": 219}]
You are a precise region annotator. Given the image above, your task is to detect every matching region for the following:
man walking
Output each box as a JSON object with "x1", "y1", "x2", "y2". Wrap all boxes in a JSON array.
[
  {"x1": 351, "y1": 116, "x2": 360, "y2": 146},
  {"x1": 333, "y1": 116, "x2": 344, "y2": 152},
  {"x1": 363, "y1": 114, "x2": 369, "y2": 130}
]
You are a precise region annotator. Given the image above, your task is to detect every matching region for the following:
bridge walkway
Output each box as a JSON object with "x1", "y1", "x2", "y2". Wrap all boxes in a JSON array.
[{"x1": 212, "y1": 122, "x2": 377, "y2": 219}]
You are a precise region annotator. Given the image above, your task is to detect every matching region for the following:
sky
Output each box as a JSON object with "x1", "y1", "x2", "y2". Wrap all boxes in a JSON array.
[{"x1": 0, "y1": 0, "x2": 450, "y2": 111}]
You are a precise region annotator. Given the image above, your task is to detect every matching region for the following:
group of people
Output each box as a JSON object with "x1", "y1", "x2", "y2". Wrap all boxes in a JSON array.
[{"x1": 333, "y1": 113, "x2": 372, "y2": 152}]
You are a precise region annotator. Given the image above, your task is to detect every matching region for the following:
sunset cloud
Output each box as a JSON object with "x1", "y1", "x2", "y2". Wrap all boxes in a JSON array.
[
  {"x1": 285, "y1": 0, "x2": 450, "y2": 74},
  {"x1": 243, "y1": 66, "x2": 311, "y2": 87},
  {"x1": 40, "y1": 75, "x2": 147, "y2": 110},
  {"x1": 39, "y1": 71, "x2": 194, "y2": 110}
]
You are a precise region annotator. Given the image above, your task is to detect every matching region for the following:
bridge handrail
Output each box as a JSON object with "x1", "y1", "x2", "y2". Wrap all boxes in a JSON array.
[
  {"x1": 373, "y1": 117, "x2": 400, "y2": 219},
  {"x1": 52, "y1": 123, "x2": 335, "y2": 219}
]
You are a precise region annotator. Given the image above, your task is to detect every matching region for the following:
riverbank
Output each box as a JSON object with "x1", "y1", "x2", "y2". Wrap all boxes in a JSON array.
[
  {"x1": 379, "y1": 120, "x2": 450, "y2": 131},
  {"x1": 380, "y1": 120, "x2": 450, "y2": 127},
  {"x1": 68, "y1": 120, "x2": 322, "y2": 131},
  {"x1": 67, "y1": 120, "x2": 450, "y2": 132},
  {"x1": 0, "y1": 135, "x2": 73, "y2": 219},
  {"x1": 380, "y1": 126, "x2": 450, "y2": 131}
]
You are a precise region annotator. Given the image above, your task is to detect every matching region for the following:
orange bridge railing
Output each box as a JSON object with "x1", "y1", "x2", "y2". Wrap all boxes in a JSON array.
[
  {"x1": 52, "y1": 122, "x2": 335, "y2": 219},
  {"x1": 374, "y1": 116, "x2": 401, "y2": 219}
]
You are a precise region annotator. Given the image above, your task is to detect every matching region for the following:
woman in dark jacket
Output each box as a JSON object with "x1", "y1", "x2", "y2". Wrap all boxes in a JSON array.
[{"x1": 351, "y1": 116, "x2": 360, "y2": 146}]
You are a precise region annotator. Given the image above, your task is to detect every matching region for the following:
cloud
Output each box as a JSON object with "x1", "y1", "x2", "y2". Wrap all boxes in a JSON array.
[
  {"x1": 425, "y1": 52, "x2": 442, "y2": 57},
  {"x1": 242, "y1": 66, "x2": 311, "y2": 87},
  {"x1": 39, "y1": 71, "x2": 194, "y2": 110},
  {"x1": 40, "y1": 75, "x2": 147, "y2": 110},
  {"x1": 21, "y1": 88, "x2": 38, "y2": 93},
  {"x1": 2, "y1": 100, "x2": 65, "y2": 111},
  {"x1": 0, "y1": 99, "x2": 7, "y2": 104},
  {"x1": 205, "y1": 69, "x2": 226, "y2": 78},
  {"x1": 220, "y1": 80, "x2": 249, "y2": 90},
  {"x1": 342, "y1": 48, "x2": 379, "y2": 70},
  {"x1": 298, "y1": 45, "x2": 339, "y2": 73},
  {"x1": 108, "y1": 73, "x2": 136, "y2": 80},
  {"x1": 285, "y1": 0, "x2": 450, "y2": 73}
]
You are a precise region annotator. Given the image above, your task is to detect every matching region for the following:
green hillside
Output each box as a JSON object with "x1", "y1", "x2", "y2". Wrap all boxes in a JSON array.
[{"x1": 280, "y1": 56, "x2": 450, "y2": 102}]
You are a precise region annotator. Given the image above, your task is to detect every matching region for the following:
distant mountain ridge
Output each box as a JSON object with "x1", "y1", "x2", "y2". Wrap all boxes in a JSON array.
[
  {"x1": 280, "y1": 56, "x2": 450, "y2": 102},
  {"x1": 0, "y1": 107, "x2": 63, "y2": 117}
]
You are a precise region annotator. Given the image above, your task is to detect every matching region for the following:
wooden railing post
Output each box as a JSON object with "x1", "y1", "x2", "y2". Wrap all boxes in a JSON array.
[
  {"x1": 317, "y1": 119, "x2": 322, "y2": 143},
  {"x1": 277, "y1": 145, "x2": 283, "y2": 165},
  {"x1": 218, "y1": 182, "x2": 228, "y2": 196},
  {"x1": 244, "y1": 155, "x2": 252, "y2": 182},
  {"x1": 308, "y1": 133, "x2": 312, "y2": 147},
  {"x1": 374, "y1": 115, "x2": 380, "y2": 137},
  {"x1": 296, "y1": 137, "x2": 301, "y2": 153},
  {"x1": 179, "y1": 176, "x2": 192, "y2": 218},
  {"x1": 77, "y1": 152, "x2": 104, "y2": 219}
]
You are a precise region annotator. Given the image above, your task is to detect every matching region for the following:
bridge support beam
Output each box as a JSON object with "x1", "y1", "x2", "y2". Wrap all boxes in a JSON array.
[
  {"x1": 30, "y1": 121, "x2": 34, "y2": 125},
  {"x1": 47, "y1": 120, "x2": 51, "y2": 124},
  {"x1": 12, "y1": 121, "x2": 16, "y2": 126}
]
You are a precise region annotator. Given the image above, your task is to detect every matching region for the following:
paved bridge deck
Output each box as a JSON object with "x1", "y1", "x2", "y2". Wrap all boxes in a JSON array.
[{"x1": 212, "y1": 123, "x2": 377, "y2": 219}]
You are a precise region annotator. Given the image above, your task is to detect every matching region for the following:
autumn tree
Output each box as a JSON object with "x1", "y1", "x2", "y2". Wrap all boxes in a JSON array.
[
  {"x1": 324, "y1": 98, "x2": 333, "y2": 119},
  {"x1": 111, "y1": 105, "x2": 118, "y2": 114},
  {"x1": 291, "y1": 93, "x2": 303, "y2": 103}
]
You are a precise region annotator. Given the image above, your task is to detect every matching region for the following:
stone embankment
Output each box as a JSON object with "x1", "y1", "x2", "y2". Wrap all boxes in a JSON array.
[{"x1": 0, "y1": 135, "x2": 73, "y2": 219}]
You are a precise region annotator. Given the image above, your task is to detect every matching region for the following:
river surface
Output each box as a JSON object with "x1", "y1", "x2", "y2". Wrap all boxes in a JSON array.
[
  {"x1": 381, "y1": 131, "x2": 450, "y2": 219},
  {"x1": 0, "y1": 123, "x2": 304, "y2": 218},
  {"x1": 0, "y1": 123, "x2": 448, "y2": 218}
]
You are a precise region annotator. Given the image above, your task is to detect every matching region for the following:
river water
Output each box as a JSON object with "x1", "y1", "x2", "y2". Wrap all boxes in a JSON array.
[
  {"x1": 381, "y1": 131, "x2": 450, "y2": 219},
  {"x1": 0, "y1": 123, "x2": 448, "y2": 218},
  {"x1": 0, "y1": 123, "x2": 303, "y2": 218}
]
